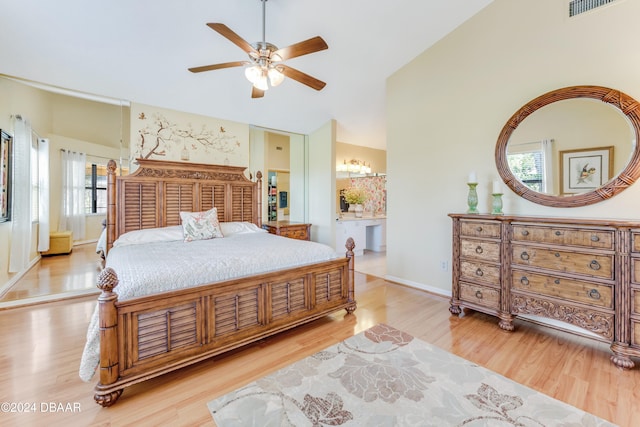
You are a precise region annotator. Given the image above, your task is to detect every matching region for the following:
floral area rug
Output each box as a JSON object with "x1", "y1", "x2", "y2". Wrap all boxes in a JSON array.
[{"x1": 207, "y1": 324, "x2": 617, "y2": 426}]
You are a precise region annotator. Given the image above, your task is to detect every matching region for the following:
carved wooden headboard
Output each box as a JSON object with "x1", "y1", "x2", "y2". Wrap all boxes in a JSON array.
[{"x1": 105, "y1": 158, "x2": 262, "y2": 252}]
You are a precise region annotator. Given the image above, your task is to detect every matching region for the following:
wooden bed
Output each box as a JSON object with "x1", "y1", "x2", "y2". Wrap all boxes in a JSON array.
[{"x1": 92, "y1": 158, "x2": 357, "y2": 406}]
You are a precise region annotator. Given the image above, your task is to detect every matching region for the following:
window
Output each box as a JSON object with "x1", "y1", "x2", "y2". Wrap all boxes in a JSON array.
[
  {"x1": 506, "y1": 139, "x2": 552, "y2": 193},
  {"x1": 85, "y1": 163, "x2": 108, "y2": 214},
  {"x1": 85, "y1": 162, "x2": 128, "y2": 214},
  {"x1": 507, "y1": 151, "x2": 544, "y2": 192}
]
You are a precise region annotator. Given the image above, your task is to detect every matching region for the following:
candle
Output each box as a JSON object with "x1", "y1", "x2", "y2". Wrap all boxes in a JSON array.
[
  {"x1": 493, "y1": 180, "x2": 501, "y2": 194},
  {"x1": 468, "y1": 171, "x2": 477, "y2": 183}
]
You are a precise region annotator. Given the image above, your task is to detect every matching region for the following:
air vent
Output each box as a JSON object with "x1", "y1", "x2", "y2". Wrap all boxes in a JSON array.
[{"x1": 569, "y1": 0, "x2": 618, "y2": 16}]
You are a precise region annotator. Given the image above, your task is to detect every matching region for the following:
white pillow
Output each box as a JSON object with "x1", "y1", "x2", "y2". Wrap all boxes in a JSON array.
[
  {"x1": 220, "y1": 221, "x2": 267, "y2": 236},
  {"x1": 113, "y1": 225, "x2": 183, "y2": 247},
  {"x1": 180, "y1": 208, "x2": 224, "y2": 242}
]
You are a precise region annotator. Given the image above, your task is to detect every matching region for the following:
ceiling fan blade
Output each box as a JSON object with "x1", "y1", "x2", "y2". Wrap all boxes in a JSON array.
[
  {"x1": 251, "y1": 86, "x2": 265, "y2": 98},
  {"x1": 279, "y1": 65, "x2": 326, "y2": 91},
  {"x1": 271, "y1": 36, "x2": 328, "y2": 61},
  {"x1": 188, "y1": 61, "x2": 247, "y2": 73},
  {"x1": 207, "y1": 23, "x2": 258, "y2": 56}
]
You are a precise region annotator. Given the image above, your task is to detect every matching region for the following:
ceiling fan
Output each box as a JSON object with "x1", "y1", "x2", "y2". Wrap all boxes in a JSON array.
[{"x1": 188, "y1": 0, "x2": 328, "y2": 98}]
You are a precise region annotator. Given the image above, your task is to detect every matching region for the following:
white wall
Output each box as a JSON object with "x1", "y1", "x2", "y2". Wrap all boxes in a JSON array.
[
  {"x1": 386, "y1": 0, "x2": 640, "y2": 294},
  {"x1": 308, "y1": 120, "x2": 336, "y2": 246}
]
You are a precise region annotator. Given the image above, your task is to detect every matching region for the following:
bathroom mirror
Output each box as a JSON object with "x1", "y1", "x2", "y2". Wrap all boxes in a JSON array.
[{"x1": 495, "y1": 86, "x2": 640, "y2": 207}]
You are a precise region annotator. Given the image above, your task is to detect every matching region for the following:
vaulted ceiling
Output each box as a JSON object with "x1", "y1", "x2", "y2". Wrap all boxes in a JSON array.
[{"x1": 1, "y1": 0, "x2": 493, "y2": 150}]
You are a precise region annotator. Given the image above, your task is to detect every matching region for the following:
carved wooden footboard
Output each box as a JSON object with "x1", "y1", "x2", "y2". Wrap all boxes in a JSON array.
[{"x1": 94, "y1": 240, "x2": 356, "y2": 406}]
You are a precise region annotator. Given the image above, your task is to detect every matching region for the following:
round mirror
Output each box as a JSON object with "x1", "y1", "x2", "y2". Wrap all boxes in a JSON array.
[{"x1": 496, "y1": 86, "x2": 640, "y2": 207}]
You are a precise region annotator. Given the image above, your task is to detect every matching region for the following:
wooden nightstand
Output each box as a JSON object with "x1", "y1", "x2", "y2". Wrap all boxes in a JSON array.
[{"x1": 262, "y1": 221, "x2": 311, "y2": 241}]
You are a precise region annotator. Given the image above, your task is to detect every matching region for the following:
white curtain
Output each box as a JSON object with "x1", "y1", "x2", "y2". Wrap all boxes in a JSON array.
[
  {"x1": 541, "y1": 139, "x2": 553, "y2": 193},
  {"x1": 37, "y1": 139, "x2": 50, "y2": 252},
  {"x1": 8, "y1": 116, "x2": 32, "y2": 273},
  {"x1": 58, "y1": 149, "x2": 86, "y2": 240}
]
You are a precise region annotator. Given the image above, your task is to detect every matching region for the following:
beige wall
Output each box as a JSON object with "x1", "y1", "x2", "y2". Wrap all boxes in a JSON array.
[{"x1": 386, "y1": 0, "x2": 640, "y2": 294}]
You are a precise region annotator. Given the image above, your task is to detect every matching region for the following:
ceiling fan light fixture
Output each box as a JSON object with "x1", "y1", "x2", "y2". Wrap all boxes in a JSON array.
[
  {"x1": 253, "y1": 70, "x2": 269, "y2": 91},
  {"x1": 244, "y1": 65, "x2": 261, "y2": 84},
  {"x1": 268, "y1": 67, "x2": 284, "y2": 87}
]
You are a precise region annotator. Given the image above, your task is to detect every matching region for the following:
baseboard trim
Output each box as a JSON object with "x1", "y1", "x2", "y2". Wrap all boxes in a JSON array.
[{"x1": 383, "y1": 274, "x2": 451, "y2": 298}]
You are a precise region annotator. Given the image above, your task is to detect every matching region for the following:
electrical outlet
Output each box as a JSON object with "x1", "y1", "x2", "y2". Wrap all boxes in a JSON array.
[{"x1": 440, "y1": 260, "x2": 449, "y2": 272}]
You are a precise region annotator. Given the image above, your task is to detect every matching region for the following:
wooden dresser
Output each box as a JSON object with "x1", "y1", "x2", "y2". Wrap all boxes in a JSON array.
[
  {"x1": 262, "y1": 221, "x2": 311, "y2": 241},
  {"x1": 449, "y1": 213, "x2": 640, "y2": 369}
]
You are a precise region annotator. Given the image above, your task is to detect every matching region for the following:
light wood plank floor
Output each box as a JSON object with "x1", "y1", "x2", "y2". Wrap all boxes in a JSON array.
[{"x1": 1, "y1": 268, "x2": 638, "y2": 425}]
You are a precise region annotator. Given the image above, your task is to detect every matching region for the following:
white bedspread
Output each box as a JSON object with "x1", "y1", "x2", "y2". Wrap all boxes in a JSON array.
[{"x1": 79, "y1": 232, "x2": 338, "y2": 382}]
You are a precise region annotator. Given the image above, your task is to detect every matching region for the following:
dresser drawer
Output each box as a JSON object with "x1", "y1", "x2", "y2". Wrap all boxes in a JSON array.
[
  {"x1": 632, "y1": 231, "x2": 640, "y2": 253},
  {"x1": 512, "y1": 224, "x2": 614, "y2": 250},
  {"x1": 632, "y1": 258, "x2": 640, "y2": 285},
  {"x1": 461, "y1": 239, "x2": 500, "y2": 262},
  {"x1": 460, "y1": 260, "x2": 500, "y2": 287},
  {"x1": 262, "y1": 222, "x2": 310, "y2": 241},
  {"x1": 631, "y1": 320, "x2": 640, "y2": 347},
  {"x1": 279, "y1": 227, "x2": 309, "y2": 240},
  {"x1": 460, "y1": 220, "x2": 501, "y2": 238},
  {"x1": 512, "y1": 244, "x2": 613, "y2": 280},
  {"x1": 511, "y1": 269, "x2": 613, "y2": 309},
  {"x1": 459, "y1": 283, "x2": 500, "y2": 311},
  {"x1": 631, "y1": 288, "x2": 640, "y2": 315}
]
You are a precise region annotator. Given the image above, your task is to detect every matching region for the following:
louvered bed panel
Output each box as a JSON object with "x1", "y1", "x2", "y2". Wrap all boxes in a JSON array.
[
  {"x1": 271, "y1": 278, "x2": 307, "y2": 319},
  {"x1": 230, "y1": 184, "x2": 255, "y2": 223},
  {"x1": 200, "y1": 183, "x2": 226, "y2": 222},
  {"x1": 119, "y1": 181, "x2": 159, "y2": 235},
  {"x1": 165, "y1": 183, "x2": 195, "y2": 225},
  {"x1": 213, "y1": 287, "x2": 261, "y2": 336},
  {"x1": 136, "y1": 303, "x2": 198, "y2": 360},
  {"x1": 315, "y1": 268, "x2": 346, "y2": 305}
]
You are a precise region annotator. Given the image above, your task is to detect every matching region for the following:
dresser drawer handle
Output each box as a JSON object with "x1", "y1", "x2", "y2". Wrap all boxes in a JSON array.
[
  {"x1": 475, "y1": 246, "x2": 484, "y2": 254},
  {"x1": 520, "y1": 252, "x2": 529, "y2": 261},
  {"x1": 554, "y1": 279, "x2": 560, "y2": 285},
  {"x1": 475, "y1": 268, "x2": 484, "y2": 276},
  {"x1": 591, "y1": 235, "x2": 600, "y2": 242},
  {"x1": 476, "y1": 226, "x2": 483, "y2": 232},
  {"x1": 521, "y1": 230, "x2": 529, "y2": 236},
  {"x1": 554, "y1": 252, "x2": 560, "y2": 257},
  {"x1": 555, "y1": 231, "x2": 562, "y2": 236},
  {"x1": 589, "y1": 289, "x2": 601, "y2": 300},
  {"x1": 520, "y1": 277, "x2": 529, "y2": 286},
  {"x1": 589, "y1": 260, "x2": 601, "y2": 270},
  {"x1": 475, "y1": 290, "x2": 483, "y2": 299}
]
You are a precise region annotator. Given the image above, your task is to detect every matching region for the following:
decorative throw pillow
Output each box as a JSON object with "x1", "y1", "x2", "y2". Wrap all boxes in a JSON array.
[{"x1": 179, "y1": 208, "x2": 224, "y2": 242}]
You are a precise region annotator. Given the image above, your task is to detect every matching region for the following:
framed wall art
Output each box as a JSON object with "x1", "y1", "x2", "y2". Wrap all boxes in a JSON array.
[
  {"x1": 559, "y1": 146, "x2": 613, "y2": 195},
  {"x1": 0, "y1": 130, "x2": 12, "y2": 222}
]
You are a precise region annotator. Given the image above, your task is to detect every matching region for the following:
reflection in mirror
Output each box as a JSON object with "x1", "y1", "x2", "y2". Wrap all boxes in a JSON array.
[
  {"x1": 0, "y1": 74, "x2": 130, "y2": 305},
  {"x1": 249, "y1": 126, "x2": 307, "y2": 224},
  {"x1": 506, "y1": 99, "x2": 634, "y2": 196},
  {"x1": 496, "y1": 86, "x2": 640, "y2": 208}
]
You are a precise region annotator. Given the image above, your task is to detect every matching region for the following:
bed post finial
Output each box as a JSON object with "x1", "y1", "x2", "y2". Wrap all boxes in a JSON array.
[
  {"x1": 106, "y1": 160, "x2": 117, "y2": 253},
  {"x1": 256, "y1": 171, "x2": 263, "y2": 227},
  {"x1": 345, "y1": 237, "x2": 357, "y2": 314},
  {"x1": 95, "y1": 267, "x2": 122, "y2": 407}
]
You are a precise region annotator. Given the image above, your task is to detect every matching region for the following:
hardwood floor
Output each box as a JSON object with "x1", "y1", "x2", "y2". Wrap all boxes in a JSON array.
[{"x1": 0, "y1": 259, "x2": 638, "y2": 426}]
